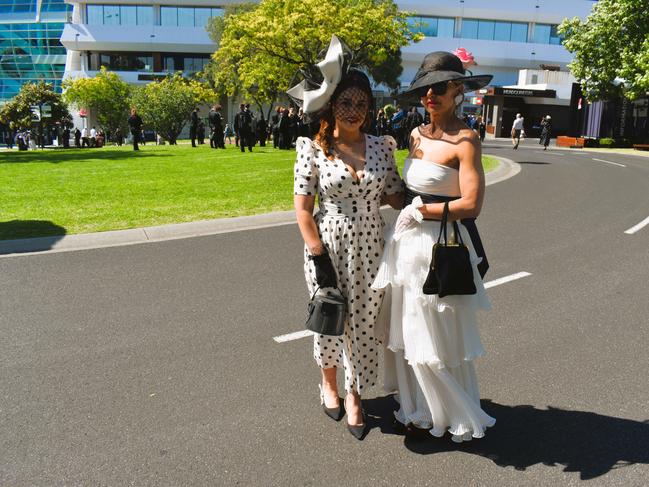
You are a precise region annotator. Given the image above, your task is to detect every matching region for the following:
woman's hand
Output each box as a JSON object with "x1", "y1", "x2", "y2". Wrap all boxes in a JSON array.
[
  {"x1": 393, "y1": 196, "x2": 424, "y2": 240},
  {"x1": 310, "y1": 253, "x2": 337, "y2": 288}
]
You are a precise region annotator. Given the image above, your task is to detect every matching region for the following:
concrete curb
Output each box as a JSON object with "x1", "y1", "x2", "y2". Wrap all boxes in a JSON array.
[{"x1": 0, "y1": 156, "x2": 521, "y2": 257}]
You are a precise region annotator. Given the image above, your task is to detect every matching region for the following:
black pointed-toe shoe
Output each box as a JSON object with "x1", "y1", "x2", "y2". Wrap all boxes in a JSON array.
[
  {"x1": 323, "y1": 398, "x2": 345, "y2": 422},
  {"x1": 319, "y1": 385, "x2": 345, "y2": 422},
  {"x1": 347, "y1": 412, "x2": 367, "y2": 440}
]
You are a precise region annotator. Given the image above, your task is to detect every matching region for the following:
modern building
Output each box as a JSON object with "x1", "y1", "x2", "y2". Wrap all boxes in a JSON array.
[
  {"x1": 0, "y1": 0, "x2": 72, "y2": 101},
  {"x1": 0, "y1": 0, "x2": 72, "y2": 143},
  {"x1": 58, "y1": 0, "x2": 596, "y2": 131}
]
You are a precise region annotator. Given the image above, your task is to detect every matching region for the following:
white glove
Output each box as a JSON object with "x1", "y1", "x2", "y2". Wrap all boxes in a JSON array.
[{"x1": 393, "y1": 196, "x2": 424, "y2": 241}]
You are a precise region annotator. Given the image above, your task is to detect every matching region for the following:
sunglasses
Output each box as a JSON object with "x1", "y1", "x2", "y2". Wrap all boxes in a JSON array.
[{"x1": 415, "y1": 81, "x2": 451, "y2": 98}]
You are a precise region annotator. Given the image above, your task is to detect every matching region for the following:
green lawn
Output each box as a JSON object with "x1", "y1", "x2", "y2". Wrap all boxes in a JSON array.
[{"x1": 0, "y1": 143, "x2": 499, "y2": 240}]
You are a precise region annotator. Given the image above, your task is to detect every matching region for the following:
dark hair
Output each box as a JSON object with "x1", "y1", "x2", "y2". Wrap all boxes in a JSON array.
[{"x1": 315, "y1": 69, "x2": 374, "y2": 160}]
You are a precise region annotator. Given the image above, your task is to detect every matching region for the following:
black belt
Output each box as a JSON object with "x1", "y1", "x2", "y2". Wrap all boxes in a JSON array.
[{"x1": 405, "y1": 188, "x2": 489, "y2": 278}]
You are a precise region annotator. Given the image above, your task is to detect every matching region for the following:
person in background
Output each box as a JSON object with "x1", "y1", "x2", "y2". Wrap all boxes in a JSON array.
[
  {"x1": 539, "y1": 115, "x2": 552, "y2": 150},
  {"x1": 74, "y1": 128, "x2": 81, "y2": 148},
  {"x1": 271, "y1": 106, "x2": 281, "y2": 148},
  {"x1": 376, "y1": 109, "x2": 388, "y2": 136},
  {"x1": 90, "y1": 126, "x2": 97, "y2": 147},
  {"x1": 128, "y1": 108, "x2": 143, "y2": 151},
  {"x1": 511, "y1": 113, "x2": 524, "y2": 149},
  {"x1": 477, "y1": 116, "x2": 486, "y2": 142},
  {"x1": 224, "y1": 123, "x2": 234, "y2": 145},
  {"x1": 234, "y1": 103, "x2": 254, "y2": 152},
  {"x1": 256, "y1": 114, "x2": 267, "y2": 147},
  {"x1": 209, "y1": 104, "x2": 225, "y2": 149},
  {"x1": 190, "y1": 107, "x2": 199, "y2": 147}
]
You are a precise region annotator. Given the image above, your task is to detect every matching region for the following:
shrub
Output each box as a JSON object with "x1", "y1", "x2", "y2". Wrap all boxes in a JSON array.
[{"x1": 599, "y1": 137, "x2": 615, "y2": 147}]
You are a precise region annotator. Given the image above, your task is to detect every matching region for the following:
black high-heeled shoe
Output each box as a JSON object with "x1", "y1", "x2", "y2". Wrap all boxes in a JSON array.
[
  {"x1": 319, "y1": 385, "x2": 344, "y2": 422},
  {"x1": 347, "y1": 411, "x2": 366, "y2": 440},
  {"x1": 345, "y1": 395, "x2": 366, "y2": 440}
]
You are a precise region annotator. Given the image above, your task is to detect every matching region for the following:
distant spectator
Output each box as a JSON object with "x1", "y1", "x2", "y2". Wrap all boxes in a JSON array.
[
  {"x1": 190, "y1": 107, "x2": 199, "y2": 147},
  {"x1": 539, "y1": 115, "x2": 552, "y2": 150},
  {"x1": 128, "y1": 108, "x2": 143, "y2": 151},
  {"x1": 90, "y1": 126, "x2": 97, "y2": 147},
  {"x1": 511, "y1": 113, "x2": 524, "y2": 150},
  {"x1": 81, "y1": 127, "x2": 90, "y2": 148},
  {"x1": 74, "y1": 128, "x2": 81, "y2": 148}
]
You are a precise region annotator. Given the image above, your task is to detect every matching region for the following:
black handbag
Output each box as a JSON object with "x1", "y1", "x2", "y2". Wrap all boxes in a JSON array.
[
  {"x1": 305, "y1": 287, "x2": 347, "y2": 336},
  {"x1": 422, "y1": 202, "x2": 477, "y2": 298}
]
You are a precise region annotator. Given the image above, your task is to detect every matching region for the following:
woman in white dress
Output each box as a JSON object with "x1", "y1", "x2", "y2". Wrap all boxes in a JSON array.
[
  {"x1": 290, "y1": 36, "x2": 404, "y2": 440},
  {"x1": 373, "y1": 52, "x2": 496, "y2": 442}
]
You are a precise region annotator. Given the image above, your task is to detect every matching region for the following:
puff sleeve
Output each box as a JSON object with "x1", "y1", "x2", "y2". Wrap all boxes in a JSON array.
[
  {"x1": 293, "y1": 137, "x2": 318, "y2": 196},
  {"x1": 380, "y1": 135, "x2": 404, "y2": 196}
]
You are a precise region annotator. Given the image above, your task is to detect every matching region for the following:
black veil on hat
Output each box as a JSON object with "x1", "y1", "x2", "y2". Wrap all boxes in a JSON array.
[{"x1": 401, "y1": 51, "x2": 493, "y2": 101}]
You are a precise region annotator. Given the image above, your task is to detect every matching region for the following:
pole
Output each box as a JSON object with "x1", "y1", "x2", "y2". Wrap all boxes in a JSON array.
[{"x1": 39, "y1": 102, "x2": 44, "y2": 149}]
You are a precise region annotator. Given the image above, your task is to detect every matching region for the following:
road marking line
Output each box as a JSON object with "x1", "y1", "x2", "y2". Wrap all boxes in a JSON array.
[
  {"x1": 273, "y1": 330, "x2": 313, "y2": 343},
  {"x1": 624, "y1": 216, "x2": 649, "y2": 235},
  {"x1": 274, "y1": 271, "x2": 532, "y2": 343},
  {"x1": 483, "y1": 271, "x2": 532, "y2": 289},
  {"x1": 592, "y1": 158, "x2": 626, "y2": 168}
]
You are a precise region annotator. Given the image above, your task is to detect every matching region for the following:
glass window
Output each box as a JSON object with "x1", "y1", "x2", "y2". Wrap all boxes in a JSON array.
[
  {"x1": 194, "y1": 7, "x2": 212, "y2": 27},
  {"x1": 160, "y1": 7, "x2": 177, "y2": 26},
  {"x1": 460, "y1": 19, "x2": 478, "y2": 39},
  {"x1": 211, "y1": 8, "x2": 224, "y2": 17},
  {"x1": 163, "y1": 56, "x2": 175, "y2": 71},
  {"x1": 406, "y1": 16, "x2": 420, "y2": 34},
  {"x1": 493, "y1": 21, "x2": 511, "y2": 41},
  {"x1": 177, "y1": 7, "x2": 194, "y2": 27},
  {"x1": 438, "y1": 18, "x2": 455, "y2": 38},
  {"x1": 87, "y1": 5, "x2": 103, "y2": 25},
  {"x1": 532, "y1": 23, "x2": 551, "y2": 44},
  {"x1": 549, "y1": 25, "x2": 562, "y2": 45},
  {"x1": 510, "y1": 22, "x2": 528, "y2": 42},
  {"x1": 103, "y1": 5, "x2": 120, "y2": 25},
  {"x1": 120, "y1": 6, "x2": 136, "y2": 26},
  {"x1": 137, "y1": 6, "x2": 152, "y2": 26},
  {"x1": 419, "y1": 17, "x2": 438, "y2": 37},
  {"x1": 477, "y1": 20, "x2": 495, "y2": 40},
  {"x1": 135, "y1": 55, "x2": 152, "y2": 71}
]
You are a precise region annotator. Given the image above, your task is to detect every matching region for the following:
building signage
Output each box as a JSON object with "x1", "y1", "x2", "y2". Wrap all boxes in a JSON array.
[{"x1": 486, "y1": 87, "x2": 556, "y2": 98}]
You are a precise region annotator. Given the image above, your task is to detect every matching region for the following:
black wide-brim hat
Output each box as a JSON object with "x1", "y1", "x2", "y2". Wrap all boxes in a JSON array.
[{"x1": 401, "y1": 51, "x2": 493, "y2": 100}]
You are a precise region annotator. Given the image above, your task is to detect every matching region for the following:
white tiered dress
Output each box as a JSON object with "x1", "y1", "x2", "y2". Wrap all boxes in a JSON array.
[{"x1": 372, "y1": 158, "x2": 496, "y2": 442}]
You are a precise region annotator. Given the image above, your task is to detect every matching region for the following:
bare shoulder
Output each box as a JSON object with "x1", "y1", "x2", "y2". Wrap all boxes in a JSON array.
[{"x1": 457, "y1": 127, "x2": 480, "y2": 146}]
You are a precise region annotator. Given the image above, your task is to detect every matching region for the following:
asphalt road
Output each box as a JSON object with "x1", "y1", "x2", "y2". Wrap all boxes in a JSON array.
[{"x1": 1, "y1": 141, "x2": 648, "y2": 486}]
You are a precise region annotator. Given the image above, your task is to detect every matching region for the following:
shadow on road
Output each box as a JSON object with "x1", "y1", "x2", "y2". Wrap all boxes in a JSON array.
[
  {"x1": 0, "y1": 220, "x2": 66, "y2": 252},
  {"x1": 365, "y1": 397, "x2": 649, "y2": 480}
]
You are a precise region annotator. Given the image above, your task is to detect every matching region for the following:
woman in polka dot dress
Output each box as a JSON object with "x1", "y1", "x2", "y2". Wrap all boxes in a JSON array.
[{"x1": 293, "y1": 69, "x2": 403, "y2": 440}]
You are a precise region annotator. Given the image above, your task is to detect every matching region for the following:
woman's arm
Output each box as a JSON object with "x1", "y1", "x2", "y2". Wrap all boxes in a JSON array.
[
  {"x1": 381, "y1": 192, "x2": 405, "y2": 210},
  {"x1": 418, "y1": 130, "x2": 485, "y2": 220},
  {"x1": 294, "y1": 194, "x2": 325, "y2": 255}
]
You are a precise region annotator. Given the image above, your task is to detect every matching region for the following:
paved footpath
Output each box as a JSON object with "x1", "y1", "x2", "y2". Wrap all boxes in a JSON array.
[{"x1": 1, "y1": 142, "x2": 648, "y2": 486}]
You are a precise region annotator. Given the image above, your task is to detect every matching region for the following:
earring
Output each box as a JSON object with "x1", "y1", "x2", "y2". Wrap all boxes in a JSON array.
[{"x1": 454, "y1": 94, "x2": 464, "y2": 106}]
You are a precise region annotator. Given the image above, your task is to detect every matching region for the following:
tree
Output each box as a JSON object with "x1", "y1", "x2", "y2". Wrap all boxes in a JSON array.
[
  {"x1": 206, "y1": 0, "x2": 421, "y2": 112},
  {"x1": 130, "y1": 73, "x2": 214, "y2": 144},
  {"x1": 0, "y1": 81, "x2": 70, "y2": 132},
  {"x1": 559, "y1": 0, "x2": 649, "y2": 101},
  {"x1": 62, "y1": 67, "x2": 131, "y2": 134}
]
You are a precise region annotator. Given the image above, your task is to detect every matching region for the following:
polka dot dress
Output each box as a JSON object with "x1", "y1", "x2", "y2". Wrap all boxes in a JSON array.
[{"x1": 294, "y1": 134, "x2": 403, "y2": 394}]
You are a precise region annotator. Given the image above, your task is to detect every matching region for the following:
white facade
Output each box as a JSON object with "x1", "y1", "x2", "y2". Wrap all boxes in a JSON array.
[{"x1": 60, "y1": 0, "x2": 595, "y2": 120}]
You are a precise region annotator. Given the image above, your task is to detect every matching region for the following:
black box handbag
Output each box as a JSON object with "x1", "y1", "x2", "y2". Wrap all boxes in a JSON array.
[
  {"x1": 422, "y1": 202, "x2": 477, "y2": 298},
  {"x1": 305, "y1": 287, "x2": 347, "y2": 336}
]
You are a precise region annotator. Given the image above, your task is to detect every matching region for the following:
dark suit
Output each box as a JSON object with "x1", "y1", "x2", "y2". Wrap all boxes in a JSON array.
[
  {"x1": 128, "y1": 114, "x2": 143, "y2": 150},
  {"x1": 190, "y1": 110, "x2": 199, "y2": 147},
  {"x1": 208, "y1": 110, "x2": 224, "y2": 149},
  {"x1": 234, "y1": 109, "x2": 253, "y2": 152}
]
